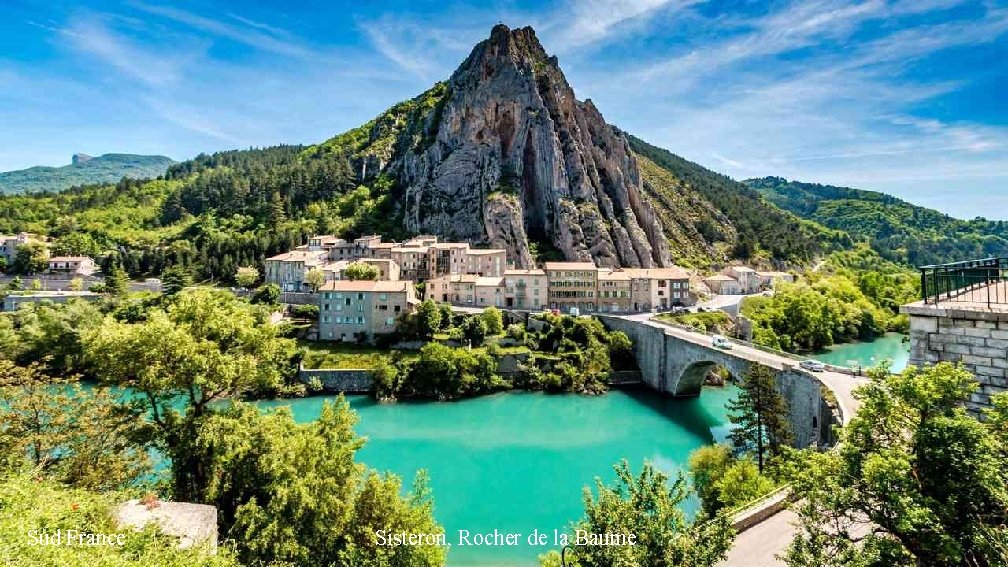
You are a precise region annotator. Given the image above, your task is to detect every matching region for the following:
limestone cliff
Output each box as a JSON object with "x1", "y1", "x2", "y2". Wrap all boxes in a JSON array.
[
  {"x1": 320, "y1": 25, "x2": 672, "y2": 268},
  {"x1": 309, "y1": 24, "x2": 835, "y2": 268}
]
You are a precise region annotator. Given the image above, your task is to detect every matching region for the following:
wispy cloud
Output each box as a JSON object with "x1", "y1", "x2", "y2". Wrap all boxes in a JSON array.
[
  {"x1": 543, "y1": 0, "x2": 691, "y2": 51},
  {"x1": 56, "y1": 15, "x2": 189, "y2": 86},
  {"x1": 131, "y1": 2, "x2": 314, "y2": 58}
]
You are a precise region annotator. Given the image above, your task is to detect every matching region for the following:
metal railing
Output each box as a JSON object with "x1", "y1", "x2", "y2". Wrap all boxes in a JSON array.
[{"x1": 920, "y1": 257, "x2": 1008, "y2": 308}]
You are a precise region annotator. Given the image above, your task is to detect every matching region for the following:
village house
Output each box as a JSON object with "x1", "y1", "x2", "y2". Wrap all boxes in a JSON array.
[
  {"x1": 317, "y1": 280, "x2": 417, "y2": 342},
  {"x1": 264, "y1": 249, "x2": 328, "y2": 292},
  {"x1": 502, "y1": 269, "x2": 547, "y2": 309},
  {"x1": 704, "y1": 274, "x2": 744, "y2": 295},
  {"x1": 722, "y1": 266, "x2": 761, "y2": 294},
  {"x1": 625, "y1": 267, "x2": 692, "y2": 312},
  {"x1": 545, "y1": 261, "x2": 599, "y2": 314},
  {"x1": 597, "y1": 269, "x2": 632, "y2": 313},
  {"x1": 0, "y1": 232, "x2": 32, "y2": 265},
  {"x1": 757, "y1": 270, "x2": 795, "y2": 289},
  {"x1": 47, "y1": 256, "x2": 97, "y2": 276}
]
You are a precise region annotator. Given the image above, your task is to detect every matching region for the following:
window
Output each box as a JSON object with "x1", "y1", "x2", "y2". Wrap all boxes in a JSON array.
[
  {"x1": 379, "y1": 293, "x2": 387, "y2": 300},
  {"x1": 322, "y1": 315, "x2": 330, "y2": 323},
  {"x1": 357, "y1": 293, "x2": 364, "y2": 300},
  {"x1": 385, "y1": 317, "x2": 394, "y2": 325},
  {"x1": 357, "y1": 316, "x2": 364, "y2": 324},
  {"x1": 345, "y1": 298, "x2": 351, "y2": 306}
]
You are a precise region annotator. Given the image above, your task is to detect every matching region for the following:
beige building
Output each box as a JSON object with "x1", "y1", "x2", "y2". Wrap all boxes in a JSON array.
[
  {"x1": 757, "y1": 271, "x2": 795, "y2": 289},
  {"x1": 464, "y1": 249, "x2": 506, "y2": 277},
  {"x1": 425, "y1": 274, "x2": 479, "y2": 306},
  {"x1": 48, "y1": 256, "x2": 97, "y2": 276},
  {"x1": 390, "y1": 246, "x2": 430, "y2": 282},
  {"x1": 264, "y1": 250, "x2": 328, "y2": 292},
  {"x1": 597, "y1": 269, "x2": 632, "y2": 313},
  {"x1": 723, "y1": 266, "x2": 761, "y2": 294},
  {"x1": 317, "y1": 280, "x2": 417, "y2": 342},
  {"x1": 545, "y1": 261, "x2": 598, "y2": 313},
  {"x1": 503, "y1": 269, "x2": 547, "y2": 309},
  {"x1": 624, "y1": 267, "x2": 692, "y2": 311},
  {"x1": 704, "y1": 274, "x2": 743, "y2": 295},
  {"x1": 0, "y1": 233, "x2": 31, "y2": 265}
]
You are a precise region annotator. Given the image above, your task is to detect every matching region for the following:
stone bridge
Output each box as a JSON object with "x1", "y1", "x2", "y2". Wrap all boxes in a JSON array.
[{"x1": 597, "y1": 315, "x2": 865, "y2": 449}]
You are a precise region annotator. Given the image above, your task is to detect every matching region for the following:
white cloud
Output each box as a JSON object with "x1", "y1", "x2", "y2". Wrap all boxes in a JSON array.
[{"x1": 130, "y1": 2, "x2": 314, "y2": 59}]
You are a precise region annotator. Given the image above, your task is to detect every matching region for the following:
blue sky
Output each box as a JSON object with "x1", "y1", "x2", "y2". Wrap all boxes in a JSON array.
[{"x1": 1, "y1": 0, "x2": 1006, "y2": 218}]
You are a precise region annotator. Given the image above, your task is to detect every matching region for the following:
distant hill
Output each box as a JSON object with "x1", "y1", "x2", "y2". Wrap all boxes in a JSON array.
[
  {"x1": 0, "y1": 153, "x2": 175, "y2": 195},
  {"x1": 746, "y1": 176, "x2": 1008, "y2": 266}
]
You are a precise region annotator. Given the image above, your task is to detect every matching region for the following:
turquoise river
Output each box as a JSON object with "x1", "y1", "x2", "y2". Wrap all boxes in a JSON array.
[
  {"x1": 811, "y1": 332, "x2": 910, "y2": 373},
  {"x1": 257, "y1": 387, "x2": 737, "y2": 565}
]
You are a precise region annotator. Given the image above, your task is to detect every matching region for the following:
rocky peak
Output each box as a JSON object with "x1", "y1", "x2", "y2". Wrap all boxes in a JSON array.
[
  {"x1": 72, "y1": 153, "x2": 93, "y2": 165},
  {"x1": 363, "y1": 24, "x2": 674, "y2": 268}
]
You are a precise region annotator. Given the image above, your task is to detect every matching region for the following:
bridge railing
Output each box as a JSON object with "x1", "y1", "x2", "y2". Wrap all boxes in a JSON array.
[
  {"x1": 647, "y1": 315, "x2": 859, "y2": 375},
  {"x1": 920, "y1": 257, "x2": 1008, "y2": 308}
]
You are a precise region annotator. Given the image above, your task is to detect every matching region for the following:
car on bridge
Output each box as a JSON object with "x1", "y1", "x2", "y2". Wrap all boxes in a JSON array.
[
  {"x1": 799, "y1": 359, "x2": 826, "y2": 372},
  {"x1": 712, "y1": 334, "x2": 733, "y2": 350}
]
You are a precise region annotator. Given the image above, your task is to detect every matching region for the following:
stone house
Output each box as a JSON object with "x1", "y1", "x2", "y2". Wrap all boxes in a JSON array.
[
  {"x1": 722, "y1": 266, "x2": 761, "y2": 294},
  {"x1": 264, "y1": 250, "x2": 328, "y2": 292},
  {"x1": 597, "y1": 269, "x2": 632, "y2": 313},
  {"x1": 704, "y1": 274, "x2": 743, "y2": 295},
  {"x1": 503, "y1": 269, "x2": 547, "y2": 309},
  {"x1": 317, "y1": 280, "x2": 417, "y2": 342},
  {"x1": 545, "y1": 261, "x2": 598, "y2": 314},
  {"x1": 625, "y1": 267, "x2": 692, "y2": 311}
]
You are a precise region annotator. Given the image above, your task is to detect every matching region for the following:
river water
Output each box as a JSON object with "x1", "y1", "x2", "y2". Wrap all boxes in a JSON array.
[
  {"x1": 810, "y1": 332, "x2": 910, "y2": 373},
  {"x1": 256, "y1": 387, "x2": 736, "y2": 565}
]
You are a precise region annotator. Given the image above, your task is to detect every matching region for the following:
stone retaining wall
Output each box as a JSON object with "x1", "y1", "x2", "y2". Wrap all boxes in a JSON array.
[{"x1": 297, "y1": 365, "x2": 374, "y2": 393}]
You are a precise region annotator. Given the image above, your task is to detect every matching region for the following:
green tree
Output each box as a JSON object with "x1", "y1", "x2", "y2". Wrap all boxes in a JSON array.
[
  {"x1": 269, "y1": 189, "x2": 286, "y2": 224},
  {"x1": 688, "y1": 444, "x2": 733, "y2": 514},
  {"x1": 437, "y1": 303, "x2": 454, "y2": 331},
  {"x1": 68, "y1": 277, "x2": 84, "y2": 291},
  {"x1": 13, "y1": 242, "x2": 48, "y2": 274},
  {"x1": 0, "y1": 361, "x2": 150, "y2": 490},
  {"x1": 10, "y1": 298, "x2": 104, "y2": 374},
  {"x1": 542, "y1": 460, "x2": 734, "y2": 566},
  {"x1": 460, "y1": 315, "x2": 487, "y2": 346},
  {"x1": 783, "y1": 363, "x2": 1008, "y2": 567},
  {"x1": 160, "y1": 264, "x2": 192, "y2": 296},
  {"x1": 482, "y1": 306, "x2": 504, "y2": 336},
  {"x1": 7, "y1": 276, "x2": 21, "y2": 291},
  {"x1": 30, "y1": 278, "x2": 42, "y2": 291},
  {"x1": 103, "y1": 262, "x2": 129, "y2": 295},
  {"x1": 304, "y1": 267, "x2": 326, "y2": 293},
  {"x1": 344, "y1": 262, "x2": 380, "y2": 281},
  {"x1": 82, "y1": 290, "x2": 297, "y2": 501},
  {"x1": 52, "y1": 232, "x2": 101, "y2": 257},
  {"x1": 413, "y1": 299, "x2": 442, "y2": 341},
  {"x1": 252, "y1": 282, "x2": 280, "y2": 305},
  {"x1": 234, "y1": 265, "x2": 259, "y2": 289},
  {"x1": 0, "y1": 256, "x2": 7, "y2": 273},
  {"x1": 196, "y1": 400, "x2": 445, "y2": 567},
  {"x1": 727, "y1": 364, "x2": 792, "y2": 473},
  {"x1": 715, "y1": 459, "x2": 775, "y2": 511}
]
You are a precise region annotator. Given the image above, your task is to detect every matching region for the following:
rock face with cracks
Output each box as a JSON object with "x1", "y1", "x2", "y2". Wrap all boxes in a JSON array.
[{"x1": 359, "y1": 25, "x2": 674, "y2": 268}]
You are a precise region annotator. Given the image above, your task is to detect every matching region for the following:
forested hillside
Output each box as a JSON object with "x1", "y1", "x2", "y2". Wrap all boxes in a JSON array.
[
  {"x1": 0, "y1": 153, "x2": 174, "y2": 195},
  {"x1": 626, "y1": 135, "x2": 852, "y2": 265},
  {"x1": 747, "y1": 176, "x2": 1008, "y2": 266}
]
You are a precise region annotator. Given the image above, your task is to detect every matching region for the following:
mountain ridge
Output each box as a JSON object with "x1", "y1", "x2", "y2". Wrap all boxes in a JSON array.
[
  {"x1": 0, "y1": 153, "x2": 175, "y2": 195},
  {"x1": 746, "y1": 176, "x2": 1008, "y2": 266}
]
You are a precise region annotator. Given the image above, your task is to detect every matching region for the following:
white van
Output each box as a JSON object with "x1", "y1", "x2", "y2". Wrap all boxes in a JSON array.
[{"x1": 712, "y1": 334, "x2": 733, "y2": 350}]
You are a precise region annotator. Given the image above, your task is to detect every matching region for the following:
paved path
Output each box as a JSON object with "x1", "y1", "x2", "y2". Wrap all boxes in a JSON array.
[{"x1": 721, "y1": 509, "x2": 800, "y2": 567}]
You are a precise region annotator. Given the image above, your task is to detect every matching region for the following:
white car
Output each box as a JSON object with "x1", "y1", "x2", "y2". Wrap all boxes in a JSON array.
[
  {"x1": 712, "y1": 334, "x2": 733, "y2": 350},
  {"x1": 800, "y1": 359, "x2": 826, "y2": 372}
]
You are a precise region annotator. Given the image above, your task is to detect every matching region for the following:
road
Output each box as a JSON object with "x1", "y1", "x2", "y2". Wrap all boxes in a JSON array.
[
  {"x1": 625, "y1": 314, "x2": 866, "y2": 424},
  {"x1": 614, "y1": 313, "x2": 868, "y2": 567}
]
